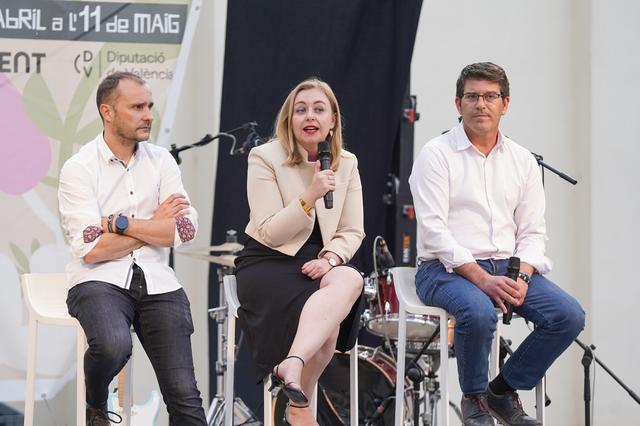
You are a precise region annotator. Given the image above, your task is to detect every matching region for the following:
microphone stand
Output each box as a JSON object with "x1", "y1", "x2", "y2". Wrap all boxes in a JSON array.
[
  {"x1": 531, "y1": 152, "x2": 577, "y2": 186},
  {"x1": 169, "y1": 121, "x2": 258, "y2": 165},
  {"x1": 166, "y1": 122, "x2": 259, "y2": 268},
  {"x1": 574, "y1": 338, "x2": 640, "y2": 426}
]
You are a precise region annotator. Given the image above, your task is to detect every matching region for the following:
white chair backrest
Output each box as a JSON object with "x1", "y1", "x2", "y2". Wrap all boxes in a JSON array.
[
  {"x1": 20, "y1": 273, "x2": 70, "y2": 320},
  {"x1": 390, "y1": 266, "x2": 419, "y2": 304},
  {"x1": 223, "y1": 275, "x2": 240, "y2": 318}
]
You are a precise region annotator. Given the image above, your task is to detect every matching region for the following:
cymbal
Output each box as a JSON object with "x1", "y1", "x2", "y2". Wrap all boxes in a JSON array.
[
  {"x1": 186, "y1": 242, "x2": 244, "y2": 253},
  {"x1": 176, "y1": 252, "x2": 236, "y2": 268}
]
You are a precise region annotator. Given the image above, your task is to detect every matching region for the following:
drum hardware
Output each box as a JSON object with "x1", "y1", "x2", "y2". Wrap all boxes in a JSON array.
[
  {"x1": 179, "y1": 229, "x2": 248, "y2": 426},
  {"x1": 364, "y1": 330, "x2": 440, "y2": 426}
]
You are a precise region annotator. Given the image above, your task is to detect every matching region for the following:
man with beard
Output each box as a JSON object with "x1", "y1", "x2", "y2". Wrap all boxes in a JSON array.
[{"x1": 58, "y1": 72, "x2": 206, "y2": 425}]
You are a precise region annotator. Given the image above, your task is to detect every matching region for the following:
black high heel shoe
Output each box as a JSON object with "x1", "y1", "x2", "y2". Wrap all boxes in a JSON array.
[{"x1": 269, "y1": 355, "x2": 309, "y2": 406}]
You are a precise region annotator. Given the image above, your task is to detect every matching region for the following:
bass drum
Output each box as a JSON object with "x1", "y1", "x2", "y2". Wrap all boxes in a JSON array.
[{"x1": 273, "y1": 346, "x2": 412, "y2": 425}]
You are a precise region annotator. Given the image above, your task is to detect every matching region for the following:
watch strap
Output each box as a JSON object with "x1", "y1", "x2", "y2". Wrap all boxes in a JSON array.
[{"x1": 518, "y1": 271, "x2": 531, "y2": 285}]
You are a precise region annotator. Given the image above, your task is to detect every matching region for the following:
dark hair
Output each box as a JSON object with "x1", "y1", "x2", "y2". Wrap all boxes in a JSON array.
[
  {"x1": 96, "y1": 71, "x2": 146, "y2": 119},
  {"x1": 456, "y1": 62, "x2": 509, "y2": 98}
]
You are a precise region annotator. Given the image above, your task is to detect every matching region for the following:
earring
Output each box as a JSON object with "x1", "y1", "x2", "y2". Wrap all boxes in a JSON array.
[{"x1": 329, "y1": 128, "x2": 334, "y2": 139}]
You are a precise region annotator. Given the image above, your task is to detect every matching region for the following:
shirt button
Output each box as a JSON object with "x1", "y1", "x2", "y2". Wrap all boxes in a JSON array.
[
  {"x1": 131, "y1": 214, "x2": 135, "y2": 218},
  {"x1": 130, "y1": 191, "x2": 134, "y2": 195}
]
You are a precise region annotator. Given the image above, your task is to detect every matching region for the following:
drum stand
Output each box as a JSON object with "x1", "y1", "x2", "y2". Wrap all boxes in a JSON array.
[{"x1": 206, "y1": 263, "x2": 236, "y2": 425}]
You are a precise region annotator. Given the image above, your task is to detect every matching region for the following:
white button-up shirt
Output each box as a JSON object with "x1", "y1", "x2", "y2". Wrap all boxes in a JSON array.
[
  {"x1": 58, "y1": 133, "x2": 198, "y2": 293},
  {"x1": 409, "y1": 122, "x2": 551, "y2": 274}
]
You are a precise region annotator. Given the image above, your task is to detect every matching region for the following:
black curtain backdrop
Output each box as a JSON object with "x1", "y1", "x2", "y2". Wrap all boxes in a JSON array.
[{"x1": 208, "y1": 0, "x2": 422, "y2": 418}]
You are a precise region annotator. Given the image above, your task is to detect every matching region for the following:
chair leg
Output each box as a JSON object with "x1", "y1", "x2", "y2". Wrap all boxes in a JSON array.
[
  {"x1": 490, "y1": 320, "x2": 501, "y2": 380},
  {"x1": 349, "y1": 341, "x2": 358, "y2": 425},
  {"x1": 263, "y1": 377, "x2": 273, "y2": 426},
  {"x1": 535, "y1": 375, "x2": 546, "y2": 424},
  {"x1": 24, "y1": 320, "x2": 37, "y2": 426},
  {"x1": 311, "y1": 383, "x2": 317, "y2": 419},
  {"x1": 224, "y1": 314, "x2": 236, "y2": 426},
  {"x1": 122, "y1": 354, "x2": 133, "y2": 426},
  {"x1": 439, "y1": 314, "x2": 450, "y2": 426},
  {"x1": 395, "y1": 307, "x2": 407, "y2": 426},
  {"x1": 76, "y1": 325, "x2": 86, "y2": 426}
]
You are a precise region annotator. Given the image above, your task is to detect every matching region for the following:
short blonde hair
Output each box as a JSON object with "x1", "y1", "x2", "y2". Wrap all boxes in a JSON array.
[{"x1": 273, "y1": 78, "x2": 343, "y2": 170}]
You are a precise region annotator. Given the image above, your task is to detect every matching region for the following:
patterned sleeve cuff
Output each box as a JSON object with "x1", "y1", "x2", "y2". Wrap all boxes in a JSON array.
[
  {"x1": 175, "y1": 217, "x2": 196, "y2": 243},
  {"x1": 83, "y1": 226, "x2": 103, "y2": 243}
]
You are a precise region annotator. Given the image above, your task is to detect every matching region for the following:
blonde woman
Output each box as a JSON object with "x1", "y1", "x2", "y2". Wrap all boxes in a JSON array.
[{"x1": 235, "y1": 78, "x2": 365, "y2": 425}]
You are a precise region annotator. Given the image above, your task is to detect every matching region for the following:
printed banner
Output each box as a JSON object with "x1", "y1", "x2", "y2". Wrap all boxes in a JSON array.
[{"x1": 0, "y1": 0, "x2": 188, "y2": 401}]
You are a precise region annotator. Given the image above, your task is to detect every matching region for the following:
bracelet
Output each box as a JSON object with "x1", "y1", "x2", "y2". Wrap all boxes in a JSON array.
[
  {"x1": 299, "y1": 197, "x2": 313, "y2": 215},
  {"x1": 107, "y1": 214, "x2": 114, "y2": 233},
  {"x1": 518, "y1": 271, "x2": 531, "y2": 285}
]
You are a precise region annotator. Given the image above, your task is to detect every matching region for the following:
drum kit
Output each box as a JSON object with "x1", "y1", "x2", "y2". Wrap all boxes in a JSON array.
[{"x1": 178, "y1": 232, "x2": 459, "y2": 426}]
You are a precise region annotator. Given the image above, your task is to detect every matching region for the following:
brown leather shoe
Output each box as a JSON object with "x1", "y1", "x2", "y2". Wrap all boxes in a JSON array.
[
  {"x1": 486, "y1": 388, "x2": 542, "y2": 425},
  {"x1": 461, "y1": 393, "x2": 495, "y2": 426},
  {"x1": 86, "y1": 406, "x2": 122, "y2": 426}
]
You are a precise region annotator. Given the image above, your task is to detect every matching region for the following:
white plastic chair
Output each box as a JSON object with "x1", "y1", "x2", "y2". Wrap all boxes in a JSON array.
[
  {"x1": 21, "y1": 273, "x2": 133, "y2": 426},
  {"x1": 223, "y1": 274, "x2": 360, "y2": 426},
  {"x1": 391, "y1": 266, "x2": 451, "y2": 426},
  {"x1": 390, "y1": 266, "x2": 545, "y2": 425}
]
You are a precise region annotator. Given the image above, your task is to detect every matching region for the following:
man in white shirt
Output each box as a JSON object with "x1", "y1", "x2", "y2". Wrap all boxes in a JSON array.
[
  {"x1": 409, "y1": 62, "x2": 584, "y2": 426},
  {"x1": 58, "y1": 72, "x2": 206, "y2": 425}
]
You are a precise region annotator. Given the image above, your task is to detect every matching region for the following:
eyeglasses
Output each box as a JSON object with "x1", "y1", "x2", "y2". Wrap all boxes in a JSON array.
[{"x1": 461, "y1": 92, "x2": 503, "y2": 104}]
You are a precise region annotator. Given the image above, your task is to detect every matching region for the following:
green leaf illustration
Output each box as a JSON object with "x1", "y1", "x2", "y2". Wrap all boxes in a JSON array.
[
  {"x1": 30, "y1": 239, "x2": 41, "y2": 254},
  {"x1": 9, "y1": 243, "x2": 30, "y2": 274},
  {"x1": 23, "y1": 73, "x2": 64, "y2": 140},
  {"x1": 41, "y1": 176, "x2": 59, "y2": 188}
]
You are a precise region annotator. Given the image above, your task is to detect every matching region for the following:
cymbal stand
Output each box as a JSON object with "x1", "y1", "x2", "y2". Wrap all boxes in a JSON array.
[{"x1": 206, "y1": 262, "x2": 235, "y2": 425}]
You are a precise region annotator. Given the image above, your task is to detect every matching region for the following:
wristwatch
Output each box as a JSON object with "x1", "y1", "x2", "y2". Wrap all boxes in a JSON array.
[
  {"x1": 115, "y1": 215, "x2": 129, "y2": 235},
  {"x1": 518, "y1": 271, "x2": 531, "y2": 285},
  {"x1": 325, "y1": 257, "x2": 337, "y2": 268}
]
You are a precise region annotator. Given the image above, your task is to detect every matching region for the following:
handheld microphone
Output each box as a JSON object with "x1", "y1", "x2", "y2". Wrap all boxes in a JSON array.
[
  {"x1": 503, "y1": 256, "x2": 520, "y2": 325},
  {"x1": 317, "y1": 141, "x2": 333, "y2": 209}
]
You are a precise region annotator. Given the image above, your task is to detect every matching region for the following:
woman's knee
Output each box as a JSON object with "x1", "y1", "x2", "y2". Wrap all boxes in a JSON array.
[{"x1": 334, "y1": 267, "x2": 363, "y2": 300}]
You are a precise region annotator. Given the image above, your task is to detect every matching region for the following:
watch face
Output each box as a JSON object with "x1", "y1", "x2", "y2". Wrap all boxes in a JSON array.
[
  {"x1": 115, "y1": 215, "x2": 128, "y2": 233},
  {"x1": 327, "y1": 258, "x2": 337, "y2": 267}
]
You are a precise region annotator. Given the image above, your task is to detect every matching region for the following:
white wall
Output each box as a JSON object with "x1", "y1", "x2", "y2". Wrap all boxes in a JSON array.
[
  {"x1": 412, "y1": 0, "x2": 638, "y2": 425},
  {"x1": 590, "y1": 0, "x2": 640, "y2": 424}
]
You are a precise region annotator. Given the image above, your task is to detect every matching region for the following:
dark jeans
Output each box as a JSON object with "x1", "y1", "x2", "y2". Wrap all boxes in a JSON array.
[
  {"x1": 66, "y1": 264, "x2": 206, "y2": 425},
  {"x1": 416, "y1": 259, "x2": 585, "y2": 394}
]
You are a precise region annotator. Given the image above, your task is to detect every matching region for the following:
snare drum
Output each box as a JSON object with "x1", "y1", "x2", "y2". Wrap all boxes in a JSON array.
[{"x1": 365, "y1": 271, "x2": 440, "y2": 341}]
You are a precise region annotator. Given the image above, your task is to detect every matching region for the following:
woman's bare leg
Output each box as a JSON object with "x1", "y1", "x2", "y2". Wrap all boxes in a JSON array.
[{"x1": 274, "y1": 266, "x2": 362, "y2": 406}]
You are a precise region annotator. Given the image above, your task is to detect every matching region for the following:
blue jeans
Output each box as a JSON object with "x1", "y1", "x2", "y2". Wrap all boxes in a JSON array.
[
  {"x1": 66, "y1": 264, "x2": 206, "y2": 425},
  {"x1": 416, "y1": 259, "x2": 585, "y2": 394}
]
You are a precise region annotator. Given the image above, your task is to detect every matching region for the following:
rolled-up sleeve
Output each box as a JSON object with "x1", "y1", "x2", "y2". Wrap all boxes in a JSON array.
[
  {"x1": 159, "y1": 150, "x2": 198, "y2": 248},
  {"x1": 409, "y1": 145, "x2": 475, "y2": 272},
  {"x1": 513, "y1": 157, "x2": 552, "y2": 274},
  {"x1": 58, "y1": 161, "x2": 102, "y2": 259}
]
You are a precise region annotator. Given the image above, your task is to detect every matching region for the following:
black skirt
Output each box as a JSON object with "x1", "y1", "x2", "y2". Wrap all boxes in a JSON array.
[{"x1": 234, "y1": 227, "x2": 365, "y2": 383}]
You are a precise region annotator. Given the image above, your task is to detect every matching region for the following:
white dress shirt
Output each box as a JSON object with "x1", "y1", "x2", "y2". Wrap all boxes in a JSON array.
[
  {"x1": 409, "y1": 122, "x2": 552, "y2": 274},
  {"x1": 58, "y1": 133, "x2": 198, "y2": 293}
]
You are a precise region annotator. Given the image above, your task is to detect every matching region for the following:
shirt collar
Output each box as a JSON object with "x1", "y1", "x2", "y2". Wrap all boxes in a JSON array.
[
  {"x1": 97, "y1": 132, "x2": 143, "y2": 165},
  {"x1": 451, "y1": 121, "x2": 506, "y2": 154}
]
